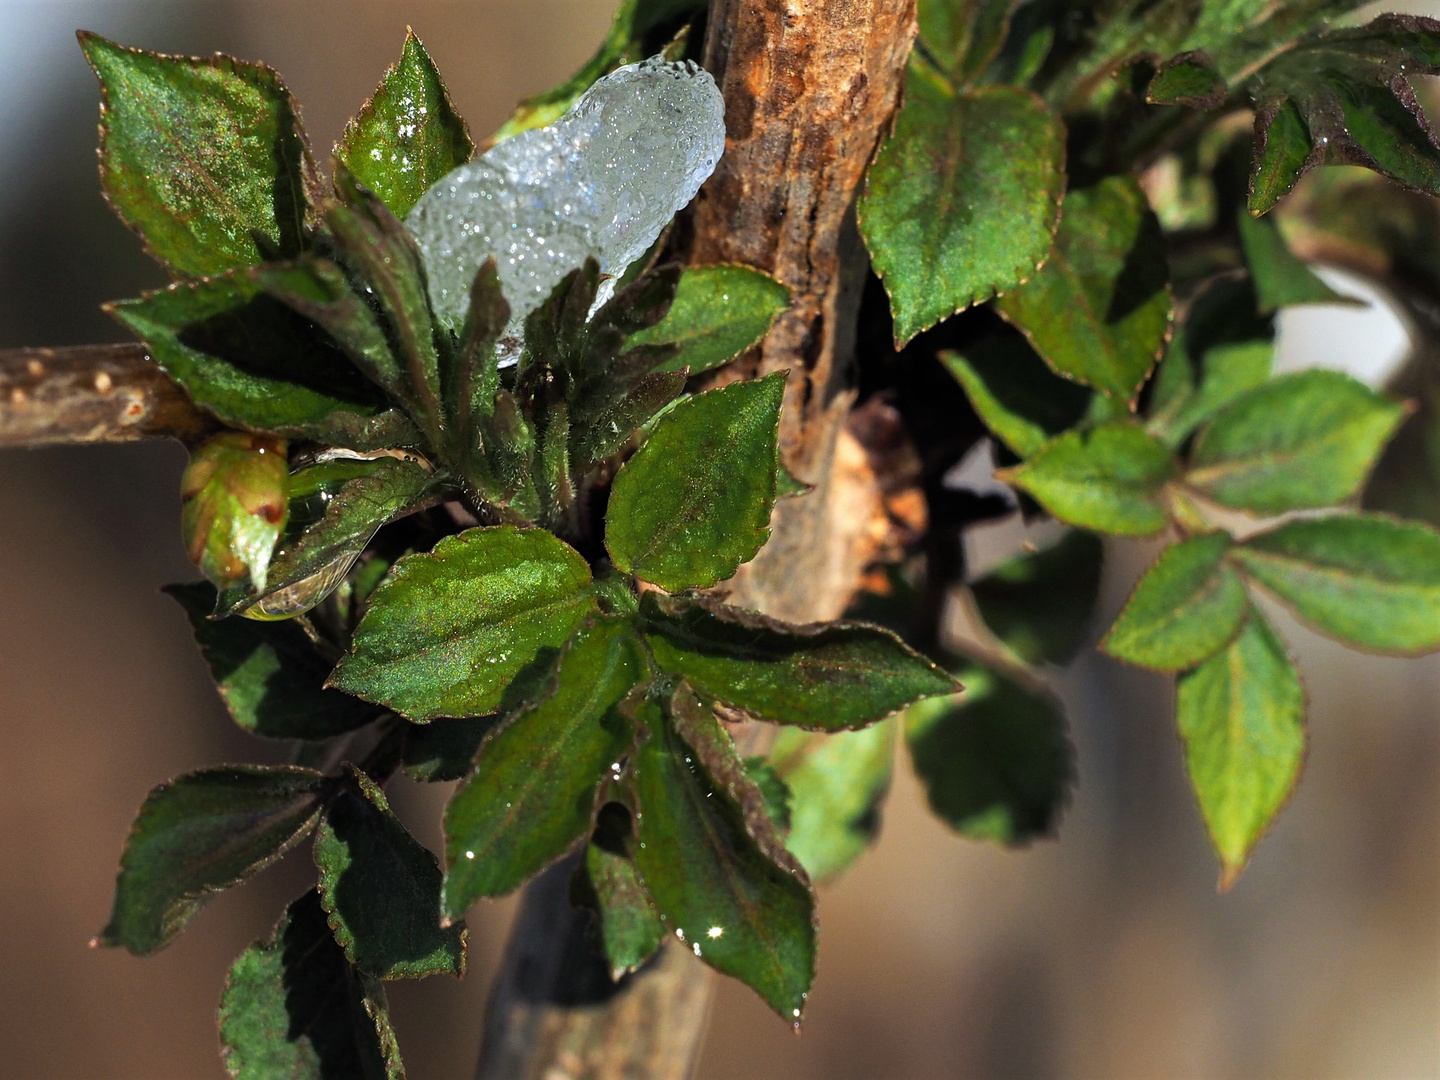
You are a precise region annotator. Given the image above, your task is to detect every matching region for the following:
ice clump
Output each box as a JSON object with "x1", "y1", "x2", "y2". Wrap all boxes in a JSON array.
[{"x1": 405, "y1": 56, "x2": 726, "y2": 360}]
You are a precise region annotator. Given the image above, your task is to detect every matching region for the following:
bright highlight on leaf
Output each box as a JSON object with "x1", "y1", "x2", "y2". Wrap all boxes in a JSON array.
[{"x1": 335, "y1": 30, "x2": 474, "y2": 220}]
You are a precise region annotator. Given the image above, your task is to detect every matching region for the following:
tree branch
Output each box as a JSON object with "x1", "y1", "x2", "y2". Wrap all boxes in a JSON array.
[
  {"x1": 0, "y1": 344, "x2": 214, "y2": 448},
  {"x1": 475, "y1": 3, "x2": 918, "y2": 1078}
]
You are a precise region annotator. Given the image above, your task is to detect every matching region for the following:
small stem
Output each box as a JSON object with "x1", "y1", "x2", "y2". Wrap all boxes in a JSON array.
[{"x1": 0, "y1": 344, "x2": 215, "y2": 447}]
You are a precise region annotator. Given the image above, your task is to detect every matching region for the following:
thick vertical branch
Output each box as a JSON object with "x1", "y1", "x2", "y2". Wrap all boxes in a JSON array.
[{"x1": 475, "y1": 3, "x2": 917, "y2": 1079}]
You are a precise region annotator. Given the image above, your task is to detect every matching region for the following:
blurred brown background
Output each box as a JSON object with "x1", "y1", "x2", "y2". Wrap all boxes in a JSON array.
[{"x1": 0, "y1": 3, "x2": 1434, "y2": 1077}]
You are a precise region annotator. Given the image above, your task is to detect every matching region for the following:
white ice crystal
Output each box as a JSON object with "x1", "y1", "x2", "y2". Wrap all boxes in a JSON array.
[{"x1": 405, "y1": 56, "x2": 726, "y2": 360}]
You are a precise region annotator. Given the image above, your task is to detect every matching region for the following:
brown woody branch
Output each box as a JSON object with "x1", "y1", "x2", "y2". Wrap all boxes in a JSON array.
[
  {"x1": 475, "y1": 3, "x2": 918, "y2": 1079},
  {"x1": 0, "y1": 344, "x2": 213, "y2": 448}
]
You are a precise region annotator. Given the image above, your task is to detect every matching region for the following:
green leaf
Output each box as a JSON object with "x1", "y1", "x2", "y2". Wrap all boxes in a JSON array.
[
  {"x1": 401, "y1": 717, "x2": 497, "y2": 782},
  {"x1": 770, "y1": 721, "x2": 894, "y2": 882},
  {"x1": 1101, "y1": 531, "x2": 1249, "y2": 671},
  {"x1": 630, "y1": 686, "x2": 816, "y2": 1021},
  {"x1": 606, "y1": 373, "x2": 784, "y2": 591},
  {"x1": 99, "y1": 765, "x2": 325, "y2": 955},
  {"x1": 79, "y1": 34, "x2": 317, "y2": 277},
  {"x1": 918, "y1": 0, "x2": 1018, "y2": 84},
  {"x1": 327, "y1": 172, "x2": 443, "y2": 434},
  {"x1": 743, "y1": 758, "x2": 793, "y2": 833},
  {"x1": 570, "y1": 803, "x2": 666, "y2": 980},
  {"x1": 165, "y1": 582, "x2": 375, "y2": 739},
  {"x1": 219, "y1": 890, "x2": 404, "y2": 1080},
  {"x1": 858, "y1": 69, "x2": 1064, "y2": 344},
  {"x1": 1187, "y1": 370, "x2": 1406, "y2": 513},
  {"x1": 109, "y1": 272, "x2": 412, "y2": 448},
  {"x1": 970, "y1": 529, "x2": 1104, "y2": 665},
  {"x1": 995, "y1": 175, "x2": 1172, "y2": 403},
  {"x1": 180, "y1": 433, "x2": 288, "y2": 592},
  {"x1": 1176, "y1": 606, "x2": 1305, "y2": 888},
  {"x1": 336, "y1": 30, "x2": 473, "y2": 219},
  {"x1": 1236, "y1": 210, "x2": 1359, "y2": 312},
  {"x1": 904, "y1": 658, "x2": 1072, "y2": 845},
  {"x1": 1247, "y1": 14, "x2": 1440, "y2": 215},
  {"x1": 1233, "y1": 514, "x2": 1440, "y2": 653},
  {"x1": 314, "y1": 767, "x2": 466, "y2": 980},
  {"x1": 1000, "y1": 423, "x2": 1174, "y2": 535},
  {"x1": 441, "y1": 619, "x2": 644, "y2": 915},
  {"x1": 939, "y1": 334, "x2": 1092, "y2": 459},
  {"x1": 235, "y1": 456, "x2": 438, "y2": 621},
  {"x1": 641, "y1": 593, "x2": 958, "y2": 731},
  {"x1": 331, "y1": 526, "x2": 597, "y2": 721},
  {"x1": 1147, "y1": 50, "x2": 1228, "y2": 108},
  {"x1": 627, "y1": 265, "x2": 790, "y2": 376},
  {"x1": 1146, "y1": 278, "x2": 1276, "y2": 448}
]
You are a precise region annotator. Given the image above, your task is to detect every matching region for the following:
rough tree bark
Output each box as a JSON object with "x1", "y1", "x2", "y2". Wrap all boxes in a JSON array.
[{"x1": 473, "y1": 3, "x2": 918, "y2": 1079}]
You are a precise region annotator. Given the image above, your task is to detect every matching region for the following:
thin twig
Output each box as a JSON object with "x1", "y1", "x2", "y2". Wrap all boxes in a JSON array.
[{"x1": 0, "y1": 343, "x2": 215, "y2": 448}]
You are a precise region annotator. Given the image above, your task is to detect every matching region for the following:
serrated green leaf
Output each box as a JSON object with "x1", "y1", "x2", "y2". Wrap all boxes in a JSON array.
[
  {"x1": 1251, "y1": 97, "x2": 1311, "y2": 215},
  {"x1": 1247, "y1": 14, "x2": 1440, "y2": 214},
  {"x1": 165, "y1": 582, "x2": 374, "y2": 739},
  {"x1": 441, "y1": 620, "x2": 643, "y2": 914},
  {"x1": 1233, "y1": 514, "x2": 1440, "y2": 653},
  {"x1": 401, "y1": 717, "x2": 498, "y2": 782},
  {"x1": 1147, "y1": 51, "x2": 1228, "y2": 108},
  {"x1": 627, "y1": 265, "x2": 790, "y2": 376},
  {"x1": 641, "y1": 593, "x2": 959, "y2": 731},
  {"x1": 1001, "y1": 423, "x2": 1174, "y2": 535},
  {"x1": 1236, "y1": 210, "x2": 1359, "y2": 313},
  {"x1": 918, "y1": 0, "x2": 1018, "y2": 84},
  {"x1": 234, "y1": 456, "x2": 438, "y2": 621},
  {"x1": 770, "y1": 721, "x2": 894, "y2": 882},
  {"x1": 331, "y1": 526, "x2": 597, "y2": 721},
  {"x1": 904, "y1": 659, "x2": 1072, "y2": 845},
  {"x1": 180, "y1": 432, "x2": 288, "y2": 592},
  {"x1": 80, "y1": 34, "x2": 317, "y2": 277},
  {"x1": 606, "y1": 373, "x2": 784, "y2": 591},
  {"x1": 336, "y1": 30, "x2": 473, "y2": 220},
  {"x1": 939, "y1": 334, "x2": 1092, "y2": 458},
  {"x1": 996, "y1": 175, "x2": 1172, "y2": 402},
  {"x1": 858, "y1": 69, "x2": 1064, "y2": 344},
  {"x1": 970, "y1": 529, "x2": 1104, "y2": 665},
  {"x1": 1176, "y1": 605, "x2": 1304, "y2": 888},
  {"x1": 1187, "y1": 370, "x2": 1406, "y2": 512},
  {"x1": 109, "y1": 272, "x2": 414, "y2": 448},
  {"x1": 570, "y1": 802, "x2": 666, "y2": 980},
  {"x1": 100, "y1": 765, "x2": 325, "y2": 955},
  {"x1": 1102, "y1": 531, "x2": 1249, "y2": 671},
  {"x1": 314, "y1": 768, "x2": 465, "y2": 980},
  {"x1": 328, "y1": 173, "x2": 444, "y2": 437},
  {"x1": 630, "y1": 686, "x2": 816, "y2": 1021},
  {"x1": 219, "y1": 890, "x2": 404, "y2": 1080}
]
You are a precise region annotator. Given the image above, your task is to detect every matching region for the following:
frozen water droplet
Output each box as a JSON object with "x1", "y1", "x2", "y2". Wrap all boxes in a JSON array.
[{"x1": 406, "y1": 56, "x2": 725, "y2": 359}]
